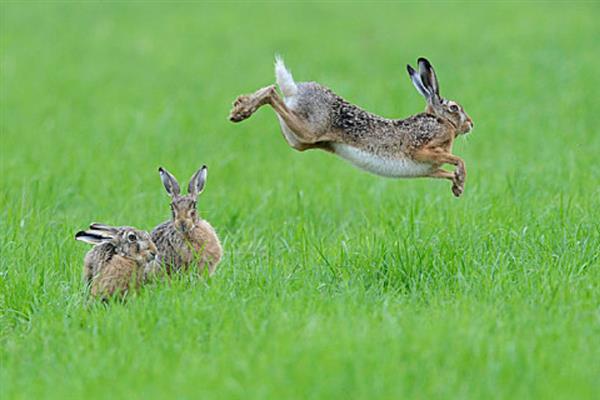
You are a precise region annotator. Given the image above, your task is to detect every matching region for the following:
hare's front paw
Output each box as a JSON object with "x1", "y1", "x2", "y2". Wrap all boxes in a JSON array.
[
  {"x1": 452, "y1": 182, "x2": 464, "y2": 197},
  {"x1": 451, "y1": 165, "x2": 466, "y2": 197},
  {"x1": 454, "y1": 167, "x2": 465, "y2": 186}
]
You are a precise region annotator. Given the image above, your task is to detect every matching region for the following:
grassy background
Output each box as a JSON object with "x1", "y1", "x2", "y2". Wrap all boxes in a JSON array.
[{"x1": 1, "y1": 2, "x2": 599, "y2": 399}]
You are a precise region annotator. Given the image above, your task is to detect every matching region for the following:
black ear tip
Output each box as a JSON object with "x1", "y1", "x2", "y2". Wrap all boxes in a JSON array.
[
  {"x1": 418, "y1": 57, "x2": 432, "y2": 67},
  {"x1": 406, "y1": 64, "x2": 415, "y2": 74},
  {"x1": 158, "y1": 166, "x2": 164, "y2": 173},
  {"x1": 201, "y1": 165, "x2": 207, "y2": 170},
  {"x1": 75, "y1": 231, "x2": 85, "y2": 239}
]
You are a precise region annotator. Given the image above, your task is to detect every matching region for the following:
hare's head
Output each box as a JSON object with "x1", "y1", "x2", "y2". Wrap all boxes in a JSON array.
[
  {"x1": 76, "y1": 224, "x2": 158, "y2": 264},
  {"x1": 158, "y1": 166, "x2": 207, "y2": 234},
  {"x1": 407, "y1": 58, "x2": 473, "y2": 135}
]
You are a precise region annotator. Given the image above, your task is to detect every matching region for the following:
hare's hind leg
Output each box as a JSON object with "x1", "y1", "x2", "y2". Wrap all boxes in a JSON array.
[
  {"x1": 414, "y1": 148, "x2": 466, "y2": 197},
  {"x1": 229, "y1": 85, "x2": 275, "y2": 122},
  {"x1": 229, "y1": 85, "x2": 325, "y2": 151}
]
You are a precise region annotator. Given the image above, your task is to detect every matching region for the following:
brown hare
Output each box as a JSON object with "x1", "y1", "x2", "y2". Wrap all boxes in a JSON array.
[
  {"x1": 229, "y1": 57, "x2": 473, "y2": 196},
  {"x1": 151, "y1": 166, "x2": 223, "y2": 275},
  {"x1": 75, "y1": 223, "x2": 159, "y2": 300}
]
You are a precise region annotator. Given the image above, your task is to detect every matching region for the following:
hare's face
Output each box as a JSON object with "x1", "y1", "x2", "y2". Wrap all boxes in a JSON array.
[
  {"x1": 435, "y1": 99, "x2": 473, "y2": 135},
  {"x1": 116, "y1": 228, "x2": 158, "y2": 264},
  {"x1": 170, "y1": 196, "x2": 199, "y2": 234}
]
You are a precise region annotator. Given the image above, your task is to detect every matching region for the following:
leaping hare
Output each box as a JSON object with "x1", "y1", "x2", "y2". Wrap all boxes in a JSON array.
[
  {"x1": 229, "y1": 57, "x2": 473, "y2": 196},
  {"x1": 75, "y1": 223, "x2": 159, "y2": 299},
  {"x1": 151, "y1": 166, "x2": 223, "y2": 275}
]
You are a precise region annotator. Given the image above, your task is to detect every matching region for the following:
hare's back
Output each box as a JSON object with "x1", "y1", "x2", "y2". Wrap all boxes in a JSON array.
[{"x1": 286, "y1": 82, "x2": 340, "y2": 133}]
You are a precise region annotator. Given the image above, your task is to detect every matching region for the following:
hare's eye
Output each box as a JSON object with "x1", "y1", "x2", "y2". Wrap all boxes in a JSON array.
[
  {"x1": 449, "y1": 104, "x2": 459, "y2": 112},
  {"x1": 127, "y1": 233, "x2": 138, "y2": 242}
]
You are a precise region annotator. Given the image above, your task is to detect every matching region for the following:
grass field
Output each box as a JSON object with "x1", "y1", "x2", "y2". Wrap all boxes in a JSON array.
[{"x1": 1, "y1": 2, "x2": 599, "y2": 399}]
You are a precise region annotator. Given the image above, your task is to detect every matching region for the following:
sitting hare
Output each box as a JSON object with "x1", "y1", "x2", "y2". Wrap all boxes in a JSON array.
[
  {"x1": 229, "y1": 57, "x2": 473, "y2": 196},
  {"x1": 75, "y1": 223, "x2": 159, "y2": 299},
  {"x1": 151, "y1": 166, "x2": 223, "y2": 275}
]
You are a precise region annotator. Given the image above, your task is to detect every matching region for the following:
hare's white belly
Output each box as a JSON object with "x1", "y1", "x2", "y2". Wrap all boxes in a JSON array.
[{"x1": 332, "y1": 143, "x2": 433, "y2": 178}]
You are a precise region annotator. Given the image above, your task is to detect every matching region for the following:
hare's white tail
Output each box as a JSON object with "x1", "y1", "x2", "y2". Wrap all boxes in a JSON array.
[{"x1": 275, "y1": 56, "x2": 297, "y2": 97}]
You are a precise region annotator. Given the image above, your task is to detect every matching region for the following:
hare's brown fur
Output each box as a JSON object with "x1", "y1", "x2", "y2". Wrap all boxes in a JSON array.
[
  {"x1": 77, "y1": 225, "x2": 158, "y2": 300},
  {"x1": 152, "y1": 219, "x2": 222, "y2": 274},
  {"x1": 151, "y1": 166, "x2": 223, "y2": 275},
  {"x1": 229, "y1": 58, "x2": 473, "y2": 196},
  {"x1": 85, "y1": 250, "x2": 144, "y2": 298}
]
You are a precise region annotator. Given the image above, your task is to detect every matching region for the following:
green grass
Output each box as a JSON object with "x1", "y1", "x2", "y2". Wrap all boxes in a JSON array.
[{"x1": 1, "y1": 2, "x2": 599, "y2": 399}]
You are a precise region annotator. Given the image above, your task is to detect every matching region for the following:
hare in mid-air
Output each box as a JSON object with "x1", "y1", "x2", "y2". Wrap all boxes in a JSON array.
[
  {"x1": 151, "y1": 166, "x2": 223, "y2": 275},
  {"x1": 75, "y1": 223, "x2": 159, "y2": 299},
  {"x1": 229, "y1": 57, "x2": 473, "y2": 196}
]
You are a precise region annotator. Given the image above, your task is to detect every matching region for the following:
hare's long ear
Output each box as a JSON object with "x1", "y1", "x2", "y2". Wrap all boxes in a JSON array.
[
  {"x1": 188, "y1": 165, "x2": 207, "y2": 198},
  {"x1": 407, "y1": 64, "x2": 431, "y2": 99},
  {"x1": 158, "y1": 167, "x2": 180, "y2": 197},
  {"x1": 75, "y1": 230, "x2": 113, "y2": 245},
  {"x1": 417, "y1": 57, "x2": 440, "y2": 98},
  {"x1": 89, "y1": 223, "x2": 118, "y2": 233}
]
